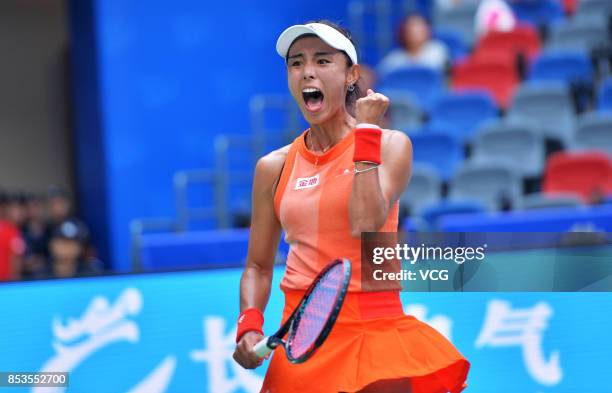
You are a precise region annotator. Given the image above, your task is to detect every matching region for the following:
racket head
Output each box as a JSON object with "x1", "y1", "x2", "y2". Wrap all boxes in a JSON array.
[{"x1": 284, "y1": 258, "x2": 351, "y2": 364}]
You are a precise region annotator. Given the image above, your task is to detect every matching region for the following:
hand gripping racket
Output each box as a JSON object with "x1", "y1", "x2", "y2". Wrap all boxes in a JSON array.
[{"x1": 253, "y1": 258, "x2": 351, "y2": 363}]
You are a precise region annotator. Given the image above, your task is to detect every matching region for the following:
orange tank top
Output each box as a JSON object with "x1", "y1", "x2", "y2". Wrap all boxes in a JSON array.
[{"x1": 274, "y1": 129, "x2": 399, "y2": 292}]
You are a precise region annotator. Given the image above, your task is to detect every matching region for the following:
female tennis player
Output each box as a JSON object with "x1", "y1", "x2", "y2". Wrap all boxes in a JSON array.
[{"x1": 233, "y1": 20, "x2": 470, "y2": 392}]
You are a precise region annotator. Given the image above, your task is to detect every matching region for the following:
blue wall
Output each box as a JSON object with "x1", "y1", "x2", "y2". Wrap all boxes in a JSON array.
[
  {"x1": 71, "y1": 1, "x2": 350, "y2": 270},
  {"x1": 69, "y1": 0, "x2": 110, "y2": 266}
]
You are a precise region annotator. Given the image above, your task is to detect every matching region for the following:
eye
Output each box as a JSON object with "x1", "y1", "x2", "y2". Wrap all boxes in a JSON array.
[
  {"x1": 290, "y1": 60, "x2": 302, "y2": 67},
  {"x1": 317, "y1": 58, "x2": 330, "y2": 64}
]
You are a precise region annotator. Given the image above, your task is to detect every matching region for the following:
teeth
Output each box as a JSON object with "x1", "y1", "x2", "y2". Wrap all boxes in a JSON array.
[{"x1": 302, "y1": 88, "x2": 320, "y2": 93}]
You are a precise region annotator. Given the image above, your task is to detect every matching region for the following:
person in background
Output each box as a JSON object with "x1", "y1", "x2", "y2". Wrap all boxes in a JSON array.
[
  {"x1": 21, "y1": 193, "x2": 52, "y2": 279},
  {"x1": 6, "y1": 192, "x2": 28, "y2": 229},
  {"x1": 377, "y1": 13, "x2": 449, "y2": 77},
  {"x1": 0, "y1": 190, "x2": 25, "y2": 281},
  {"x1": 46, "y1": 185, "x2": 103, "y2": 275},
  {"x1": 48, "y1": 219, "x2": 101, "y2": 279},
  {"x1": 46, "y1": 185, "x2": 72, "y2": 230},
  {"x1": 475, "y1": 0, "x2": 516, "y2": 38}
]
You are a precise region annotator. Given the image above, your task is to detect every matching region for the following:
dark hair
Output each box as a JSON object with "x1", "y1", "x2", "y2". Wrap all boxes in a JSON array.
[
  {"x1": 396, "y1": 13, "x2": 429, "y2": 50},
  {"x1": 296, "y1": 20, "x2": 364, "y2": 114}
]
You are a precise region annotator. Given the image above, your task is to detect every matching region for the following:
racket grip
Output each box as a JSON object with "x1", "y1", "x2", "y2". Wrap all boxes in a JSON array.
[{"x1": 253, "y1": 336, "x2": 273, "y2": 358}]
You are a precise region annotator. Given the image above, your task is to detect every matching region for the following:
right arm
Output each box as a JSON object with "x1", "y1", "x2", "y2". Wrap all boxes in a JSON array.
[{"x1": 233, "y1": 147, "x2": 287, "y2": 369}]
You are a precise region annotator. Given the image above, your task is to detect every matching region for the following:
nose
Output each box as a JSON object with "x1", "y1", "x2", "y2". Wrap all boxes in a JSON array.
[{"x1": 302, "y1": 63, "x2": 315, "y2": 80}]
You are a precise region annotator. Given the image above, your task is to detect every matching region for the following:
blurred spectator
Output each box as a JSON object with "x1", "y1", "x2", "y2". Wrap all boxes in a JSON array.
[
  {"x1": 377, "y1": 13, "x2": 449, "y2": 77},
  {"x1": 0, "y1": 190, "x2": 25, "y2": 281},
  {"x1": 6, "y1": 192, "x2": 28, "y2": 228},
  {"x1": 47, "y1": 185, "x2": 72, "y2": 228},
  {"x1": 21, "y1": 193, "x2": 52, "y2": 279},
  {"x1": 1, "y1": 186, "x2": 101, "y2": 281},
  {"x1": 48, "y1": 219, "x2": 101, "y2": 278},
  {"x1": 46, "y1": 186, "x2": 104, "y2": 277},
  {"x1": 475, "y1": 0, "x2": 516, "y2": 38},
  {"x1": 0, "y1": 190, "x2": 6, "y2": 219}
]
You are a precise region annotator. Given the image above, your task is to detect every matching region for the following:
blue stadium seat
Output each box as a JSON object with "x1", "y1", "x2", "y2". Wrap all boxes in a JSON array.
[
  {"x1": 574, "y1": 0, "x2": 612, "y2": 27},
  {"x1": 429, "y1": 91, "x2": 498, "y2": 143},
  {"x1": 597, "y1": 78, "x2": 612, "y2": 112},
  {"x1": 433, "y1": 3, "x2": 478, "y2": 45},
  {"x1": 548, "y1": 21, "x2": 609, "y2": 51},
  {"x1": 510, "y1": 0, "x2": 564, "y2": 27},
  {"x1": 573, "y1": 112, "x2": 612, "y2": 155},
  {"x1": 410, "y1": 132, "x2": 464, "y2": 181},
  {"x1": 378, "y1": 66, "x2": 445, "y2": 111},
  {"x1": 517, "y1": 192, "x2": 584, "y2": 210},
  {"x1": 507, "y1": 82, "x2": 576, "y2": 146},
  {"x1": 400, "y1": 164, "x2": 442, "y2": 214},
  {"x1": 382, "y1": 90, "x2": 424, "y2": 131},
  {"x1": 438, "y1": 206, "x2": 612, "y2": 254},
  {"x1": 419, "y1": 200, "x2": 486, "y2": 230},
  {"x1": 529, "y1": 50, "x2": 594, "y2": 84},
  {"x1": 471, "y1": 121, "x2": 545, "y2": 178},
  {"x1": 449, "y1": 161, "x2": 523, "y2": 210},
  {"x1": 433, "y1": 28, "x2": 468, "y2": 63},
  {"x1": 440, "y1": 205, "x2": 612, "y2": 232}
]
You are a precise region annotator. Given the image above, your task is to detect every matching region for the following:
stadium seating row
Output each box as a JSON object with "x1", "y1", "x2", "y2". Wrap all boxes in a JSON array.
[
  {"x1": 407, "y1": 110, "x2": 612, "y2": 181},
  {"x1": 381, "y1": 52, "x2": 605, "y2": 113},
  {"x1": 404, "y1": 149, "x2": 612, "y2": 214}
]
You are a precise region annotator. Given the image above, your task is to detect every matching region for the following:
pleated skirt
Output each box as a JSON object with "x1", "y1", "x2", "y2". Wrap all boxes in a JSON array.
[{"x1": 260, "y1": 290, "x2": 470, "y2": 393}]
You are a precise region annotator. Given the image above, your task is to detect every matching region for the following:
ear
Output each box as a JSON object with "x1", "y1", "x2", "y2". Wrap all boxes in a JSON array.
[{"x1": 346, "y1": 64, "x2": 361, "y2": 87}]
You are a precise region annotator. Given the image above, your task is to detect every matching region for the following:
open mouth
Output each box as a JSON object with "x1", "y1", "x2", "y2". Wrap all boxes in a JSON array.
[{"x1": 302, "y1": 87, "x2": 324, "y2": 112}]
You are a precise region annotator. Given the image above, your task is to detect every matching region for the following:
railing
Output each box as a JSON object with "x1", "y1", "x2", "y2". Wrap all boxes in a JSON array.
[
  {"x1": 130, "y1": 94, "x2": 301, "y2": 269},
  {"x1": 250, "y1": 94, "x2": 302, "y2": 148}
]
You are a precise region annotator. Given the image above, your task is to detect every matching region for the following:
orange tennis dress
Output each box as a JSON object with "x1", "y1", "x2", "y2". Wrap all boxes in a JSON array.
[{"x1": 261, "y1": 129, "x2": 470, "y2": 393}]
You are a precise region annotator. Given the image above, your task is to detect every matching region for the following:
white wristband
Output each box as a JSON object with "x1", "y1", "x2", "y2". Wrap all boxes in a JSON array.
[{"x1": 355, "y1": 123, "x2": 381, "y2": 130}]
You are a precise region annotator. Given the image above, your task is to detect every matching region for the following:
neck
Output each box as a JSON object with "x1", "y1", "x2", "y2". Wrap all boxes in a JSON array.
[
  {"x1": 407, "y1": 41, "x2": 424, "y2": 55},
  {"x1": 308, "y1": 109, "x2": 356, "y2": 153},
  {"x1": 53, "y1": 259, "x2": 78, "y2": 277}
]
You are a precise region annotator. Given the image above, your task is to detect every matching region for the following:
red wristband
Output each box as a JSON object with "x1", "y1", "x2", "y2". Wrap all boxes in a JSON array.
[
  {"x1": 236, "y1": 308, "x2": 264, "y2": 343},
  {"x1": 353, "y1": 127, "x2": 382, "y2": 165}
]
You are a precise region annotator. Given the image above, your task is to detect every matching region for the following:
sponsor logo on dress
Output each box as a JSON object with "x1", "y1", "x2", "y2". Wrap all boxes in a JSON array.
[{"x1": 295, "y1": 174, "x2": 320, "y2": 190}]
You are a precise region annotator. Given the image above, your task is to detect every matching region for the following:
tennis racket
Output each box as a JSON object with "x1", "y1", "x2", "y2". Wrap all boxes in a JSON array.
[{"x1": 253, "y1": 258, "x2": 351, "y2": 364}]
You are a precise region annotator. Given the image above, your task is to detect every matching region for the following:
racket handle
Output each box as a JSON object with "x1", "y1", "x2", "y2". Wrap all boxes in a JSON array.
[{"x1": 253, "y1": 336, "x2": 274, "y2": 358}]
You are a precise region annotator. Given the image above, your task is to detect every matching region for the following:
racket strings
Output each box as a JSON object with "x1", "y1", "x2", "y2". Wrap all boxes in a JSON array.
[{"x1": 288, "y1": 264, "x2": 344, "y2": 359}]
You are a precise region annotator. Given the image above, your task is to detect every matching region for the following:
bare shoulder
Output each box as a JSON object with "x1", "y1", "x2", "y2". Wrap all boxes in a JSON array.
[
  {"x1": 256, "y1": 144, "x2": 290, "y2": 176},
  {"x1": 254, "y1": 144, "x2": 291, "y2": 193},
  {"x1": 381, "y1": 129, "x2": 412, "y2": 156}
]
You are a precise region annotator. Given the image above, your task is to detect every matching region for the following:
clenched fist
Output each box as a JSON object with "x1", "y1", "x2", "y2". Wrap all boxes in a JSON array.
[
  {"x1": 355, "y1": 89, "x2": 390, "y2": 126},
  {"x1": 233, "y1": 331, "x2": 266, "y2": 369}
]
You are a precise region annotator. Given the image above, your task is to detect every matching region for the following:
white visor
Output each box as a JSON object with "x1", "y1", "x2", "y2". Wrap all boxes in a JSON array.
[{"x1": 276, "y1": 23, "x2": 358, "y2": 65}]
